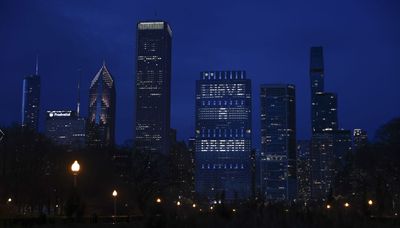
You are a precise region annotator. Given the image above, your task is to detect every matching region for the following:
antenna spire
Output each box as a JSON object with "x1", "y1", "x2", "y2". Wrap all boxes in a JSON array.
[{"x1": 35, "y1": 55, "x2": 39, "y2": 75}]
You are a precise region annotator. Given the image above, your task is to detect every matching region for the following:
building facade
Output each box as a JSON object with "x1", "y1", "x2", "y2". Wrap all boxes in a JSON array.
[
  {"x1": 87, "y1": 63, "x2": 116, "y2": 147},
  {"x1": 297, "y1": 140, "x2": 312, "y2": 202},
  {"x1": 195, "y1": 71, "x2": 252, "y2": 201},
  {"x1": 135, "y1": 21, "x2": 172, "y2": 155},
  {"x1": 260, "y1": 84, "x2": 296, "y2": 201},
  {"x1": 45, "y1": 110, "x2": 85, "y2": 147}
]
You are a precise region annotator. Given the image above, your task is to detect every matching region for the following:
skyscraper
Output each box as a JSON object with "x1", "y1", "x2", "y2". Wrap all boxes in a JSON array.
[
  {"x1": 87, "y1": 63, "x2": 116, "y2": 147},
  {"x1": 195, "y1": 71, "x2": 252, "y2": 201},
  {"x1": 22, "y1": 59, "x2": 40, "y2": 131},
  {"x1": 309, "y1": 47, "x2": 337, "y2": 134},
  {"x1": 135, "y1": 21, "x2": 172, "y2": 155},
  {"x1": 297, "y1": 140, "x2": 312, "y2": 202},
  {"x1": 260, "y1": 84, "x2": 296, "y2": 201}
]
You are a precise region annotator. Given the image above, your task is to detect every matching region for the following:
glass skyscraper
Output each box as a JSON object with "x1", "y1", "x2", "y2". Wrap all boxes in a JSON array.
[
  {"x1": 195, "y1": 71, "x2": 252, "y2": 201},
  {"x1": 135, "y1": 21, "x2": 172, "y2": 155},
  {"x1": 21, "y1": 62, "x2": 40, "y2": 132},
  {"x1": 260, "y1": 84, "x2": 296, "y2": 201},
  {"x1": 87, "y1": 63, "x2": 116, "y2": 147}
]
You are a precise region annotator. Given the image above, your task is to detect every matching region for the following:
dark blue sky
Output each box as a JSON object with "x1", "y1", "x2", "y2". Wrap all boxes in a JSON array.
[{"x1": 1, "y1": 0, "x2": 400, "y2": 147}]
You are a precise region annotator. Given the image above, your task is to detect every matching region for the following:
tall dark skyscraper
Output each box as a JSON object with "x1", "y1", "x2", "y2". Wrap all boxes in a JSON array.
[
  {"x1": 195, "y1": 71, "x2": 252, "y2": 201},
  {"x1": 260, "y1": 84, "x2": 296, "y2": 201},
  {"x1": 135, "y1": 21, "x2": 172, "y2": 155},
  {"x1": 309, "y1": 47, "x2": 346, "y2": 201},
  {"x1": 87, "y1": 63, "x2": 116, "y2": 147},
  {"x1": 310, "y1": 47, "x2": 338, "y2": 133},
  {"x1": 21, "y1": 59, "x2": 40, "y2": 131}
]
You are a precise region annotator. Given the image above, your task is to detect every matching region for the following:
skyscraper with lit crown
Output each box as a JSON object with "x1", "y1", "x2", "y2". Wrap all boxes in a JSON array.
[
  {"x1": 135, "y1": 21, "x2": 172, "y2": 155},
  {"x1": 87, "y1": 62, "x2": 116, "y2": 147}
]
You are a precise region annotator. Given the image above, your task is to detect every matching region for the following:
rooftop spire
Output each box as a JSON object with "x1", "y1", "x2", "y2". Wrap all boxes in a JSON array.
[
  {"x1": 102, "y1": 59, "x2": 106, "y2": 67},
  {"x1": 35, "y1": 55, "x2": 39, "y2": 75}
]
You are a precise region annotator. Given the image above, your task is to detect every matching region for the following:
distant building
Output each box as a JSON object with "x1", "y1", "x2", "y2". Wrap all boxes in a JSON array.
[
  {"x1": 87, "y1": 63, "x2": 116, "y2": 147},
  {"x1": 353, "y1": 129, "x2": 368, "y2": 151},
  {"x1": 311, "y1": 130, "x2": 352, "y2": 200},
  {"x1": 45, "y1": 110, "x2": 85, "y2": 148},
  {"x1": 195, "y1": 71, "x2": 252, "y2": 201},
  {"x1": 169, "y1": 129, "x2": 194, "y2": 198},
  {"x1": 22, "y1": 60, "x2": 40, "y2": 132},
  {"x1": 135, "y1": 21, "x2": 172, "y2": 155},
  {"x1": 260, "y1": 84, "x2": 296, "y2": 201},
  {"x1": 297, "y1": 140, "x2": 312, "y2": 202}
]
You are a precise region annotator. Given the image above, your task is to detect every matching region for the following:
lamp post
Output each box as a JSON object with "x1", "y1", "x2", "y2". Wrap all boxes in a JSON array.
[
  {"x1": 112, "y1": 190, "x2": 118, "y2": 217},
  {"x1": 368, "y1": 199, "x2": 373, "y2": 206},
  {"x1": 71, "y1": 160, "x2": 80, "y2": 187}
]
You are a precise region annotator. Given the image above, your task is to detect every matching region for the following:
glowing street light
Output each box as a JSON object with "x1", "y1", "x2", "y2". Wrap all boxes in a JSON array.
[
  {"x1": 326, "y1": 204, "x2": 331, "y2": 209},
  {"x1": 232, "y1": 208, "x2": 237, "y2": 212},
  {"x1": 7, "y1": 198, "x2": 12, "y2": 203},
  {"x1": 368, "y1": 200, "x2": 373, "y2": 206},
  {"x1": 156, "y1": 198, "x2": 162, "y2": 204},
  {"x1": 344, "y1": 202, "x2": 350, "y2": 208},
  {"x1": 112, "y1": 190, "x2": 118, "y2": 217},
  {"x1": 176, "y1": 201, "x2": 181, "y2": 206},
  {"x1": 192, "y1": 203, "x2": 196, "y2": 208},
  {"x1": 71, "y1": 160, "x2": 80, "y2": 187}
]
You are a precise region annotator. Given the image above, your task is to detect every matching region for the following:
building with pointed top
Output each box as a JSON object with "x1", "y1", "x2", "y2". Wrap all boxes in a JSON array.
[
  {"x1": 87, "y1": 63, "x2": 116, "y2": 147},
  {"x1": 22, "y1": 58, "x2": 41, "y2": 131}
]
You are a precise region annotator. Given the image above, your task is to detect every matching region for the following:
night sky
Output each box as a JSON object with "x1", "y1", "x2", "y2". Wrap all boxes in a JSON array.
[{"x1": 1, "y1": 0, "x2": 400, "y2": 147}]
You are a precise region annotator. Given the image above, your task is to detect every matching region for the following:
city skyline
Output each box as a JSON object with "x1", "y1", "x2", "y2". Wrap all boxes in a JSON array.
[{"x1": 1, "y1": 0, "x2": 400, "y2": 146}]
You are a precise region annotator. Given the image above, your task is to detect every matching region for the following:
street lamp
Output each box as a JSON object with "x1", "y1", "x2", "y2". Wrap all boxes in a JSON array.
[
  {"x1": 156, "y1": 197, "x2": 162, "y2": 204},
  {"x1": 368, "y1": 200, "x2": 373, "y2": 206},
  {"x1": 7, "y1": 198, "x2": 12, "y2": 203},
  {"x1": 344, "y1": 202, "x2": 350, "y2": 208},
  {"x1": 112, "y1": 190, "x2": 118, "y2": 217},
  {"x1": 326, "y1": 204, "x2": 331, "y2": 209},
  {"x1": 71, "y1": 160, "x2": 80, "y2": 187},
  {"x1": 192, "y1": 203, "x2": 196, "y2": 208},
  {"x1": 176, "y1": 201, "x2": 181, "y2": 206}
]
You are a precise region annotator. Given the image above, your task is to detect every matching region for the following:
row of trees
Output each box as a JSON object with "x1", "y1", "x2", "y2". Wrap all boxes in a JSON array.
[{"x1": 0, "y1": 123, "x2": 193, "y2": 219}]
